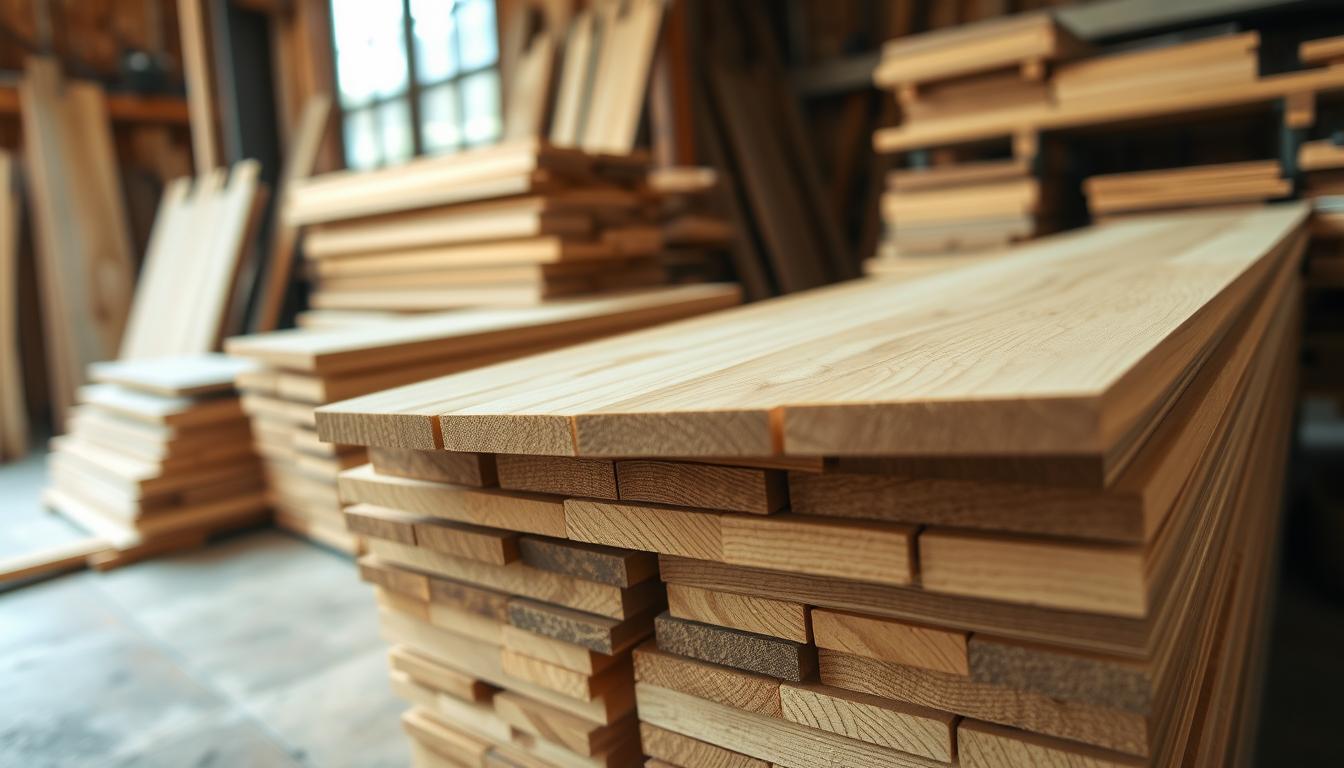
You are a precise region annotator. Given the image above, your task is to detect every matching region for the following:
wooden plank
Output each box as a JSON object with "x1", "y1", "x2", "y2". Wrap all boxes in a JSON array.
[
  {"x1": 778, "y1": 682, "x2": 956, "y2": 762},
  {"x1": 0, "y1": 537, "x2": 109, "y2": 584},
  {"x1": 492, "y1": 690, "x2": 635, "y2": 757},
  {"x1": 312, "y1": 207, "x2": 1303, "y2": 467},
  {"x1": 338, "y1": 464, "x2": 567, "y2": 538},
  {"x1": 550, "y1": 11, "x2": 598, "y2": 146},
  {"x1": 654, "y1": 612, "x2": 816, "y2": 682},
  {"x1": 343, "y1": 504, "x2": 418, "y2": 545},
  {"x1": 517, "y1": 536, "x2": 657, "y2": 588},
  {"x1": 392, "y1": 645, "x2": 502, "y2": 704},
  {"x1": 666, "y1": 584, "x2": 810, "y2": 644},
  {"x1": 367, "y1": 537, "x2": 647, "y2": 621},
  {"x1": 508, "y1": 598, "x2": 656, "y2": 655},
  {"x1": 614, "y1": 461, "x2": 785, "y2": 514},
  {"x1": 919, "y1": 530, "x2": 1147, "y2": 617},
  {"x1": 819, "y1": 649, "x2": 1149, "y2": 756},
  {"x1": 720, "y1": 514, "x2": 915, "y2": 586},
  {"x1": 368, "y1": 447, "x2": 497, "y2": 487},
  {"x1": 632, "y1": 642, "x2": 783, "y2": 718},
  {"x1": 0, "y1": 151, "x2": 26, "y2": 459},
  {"x1": 497, "y1": 454, "x2": 618, "y2": 499},
  {"x1": 636, "y1": 683, "x2": 946, "y2": 768},
  {"x1": 359, "y1": 556, "x2": 430, "y2": 600},
  {"x1": 88, "y1": 354, "x2": 258, "y2": 398},
  {"x1": 403, "y1": 707, "x2": 493, "y2": 765},
  {"x1": 500, "y1": 648, "x2": 632, "y2": 702},
  {"x1": 177, "y1": 0, "x2": 218, "y2": 171},
  {"x1": 501, "y1": 624, "x2": 623, "y2": 676},
  {"x1": 639, "y1": 723, "x2": 768, "y2": 768},
  {"x1": 810, "y1": 609, "x2": 968, "y2": 677},
  {"x1": 254, "y1": 94, "x2": 331, "y2": 331},
  {"x1": 958, "y1": 719, "x2": 1143, "y2": 768},
  {"x1": 564, "y1": 499, "x2": 723, "y2": 560}
]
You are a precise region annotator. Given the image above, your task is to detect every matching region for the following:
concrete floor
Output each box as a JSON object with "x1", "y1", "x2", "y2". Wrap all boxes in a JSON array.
[
  {"x1": 1, "y1": 453, "x2": 1341, "y2": 766},
  {"x1": 0, "y1": 457, "x2": 407, "y2": 768}
]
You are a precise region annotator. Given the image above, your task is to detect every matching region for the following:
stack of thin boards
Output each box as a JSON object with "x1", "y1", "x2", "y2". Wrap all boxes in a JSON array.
[
  {"x1": 871, "y1": 158, "x2": 1044, "y2": 265},
  {"x1": 224, "y1": 285, "x2": 740, "y2": 554},
  {"x1": 1299, "y1": 138, "x2": 1344, "y2": 284},
  {"x1": 870, "y1": 14, "x2": 1079, "y2": 262},
  {"x1": 43, "y1": 354, "x2": 268, "y2": 568},
  {"x1": 288, "y1": 140, "x2": 676, "y2": 312},
  {"x1": 1084, "y1": 160, "x2": 1290, "y2": 220},
  {"x1": 1051, "y1": 32, "x2": 1260, "y2": 109},
  {"x1": 316, "y1": 204, "x2": 1307, "y2": 767},
  {"x1": 647, "y1": 167, "x2": 735, "y2": 285}
]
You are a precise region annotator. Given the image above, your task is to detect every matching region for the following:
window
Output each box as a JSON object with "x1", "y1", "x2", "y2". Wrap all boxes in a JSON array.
[{"x1": 331, "y1": 0, "x2": 502, "y2": 169}]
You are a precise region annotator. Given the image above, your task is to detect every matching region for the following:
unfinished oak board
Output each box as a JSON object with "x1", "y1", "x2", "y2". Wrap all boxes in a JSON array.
[
  {"x1": 564, "y1": 499, "x2": 723, "y2": 561},
  {"x1": 636, "y1": 683, "x2": 946, "y2": 768},
  {"x1": 497, "y1": 454, "x2": 618, "y2": 499},
  {"x1": 632, "y1": 642, "x2": 783, "y2": 718},
  {"x1": 313, "y1": 206, "x2": 1307, "y2": 472},
  {"x1": 88, "y1": 354, "x2": 259, "y2": 397},
  {"x1": 614, "y1": 461, "x2": 785, "y2": 514},
  {"x1": 368, "y1": 446, "x2": 497, "y2": 487},
  {"x1": 501, "y1": 624, "x2": 622, "y2": 676},
  {"x1": 957, "y1": 719, "x2": 1144, "y2": 768},
  {"x1": 639, "y1": 723, "x2": 769, "y2": 768},
  {"x1": 666, "y1": 583, "x2": 810, "y2": 644},
  {"x1": 720, "y1": 514, "x2": 915, "y2": 586},
  {"x1": 778, "y1": 682, "x2": 956, "y2": 762},
  {"x1": 0, "y1": 151, "x2": 25, "y2": 459},
  {"x1": 516, "y1": 536, "x2": 657, "y2": 588},
  {"x1": 811, "y1": 609, "x2": 969, "y2": 677},
  {"x1": 654, "y1": 612, "x2": 816, "y2": 682}
]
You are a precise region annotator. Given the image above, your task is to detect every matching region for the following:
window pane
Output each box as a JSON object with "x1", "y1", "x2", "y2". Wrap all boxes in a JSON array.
[
  {"x1": 410, "y1": 0, "x2": 458, "y2": 82},
  {"x1": 331, "y1": 0, "x2": 407, "y2": 106},
  {"x1": 378, "y1": 99, "x2": 415, "y2": 164},
  {"x1": 343, "y1": 107, "x2": 380, "y2": 170},
  {"x1": 461, "y1": 69, "x2": 501, "y2": 146},
  {"x1": 420, "y1": 82, "x2": 462, "y2": 153},
  {"x1": 457, "y1": 0, "x2": 498, "y2": 71}
]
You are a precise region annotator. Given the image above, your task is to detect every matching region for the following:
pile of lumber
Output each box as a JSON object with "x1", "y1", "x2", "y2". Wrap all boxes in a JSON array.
[
  {"x1": 871, "y1": 157, "x2": 1045, "y2": 265},
  {"x1": 648, "y1": 167, "x2": 734, "y2": 285},
  {"x1": 869, "y1": 14, "x2": 1079, "y2": 263},
  {"x1": 1052, "y1": 32, "x2": 1259, "y2": 108},
  {"x1": 43, "y1": 355, "x2": 268, "y2": 567},
  {"x1": 288, "y1": 140, "x2": 691, "y2": 312},
  {"x1": 316, "y1": 205, "x2": 1306, "y2": 767},
  {"x1": 1084, "y1": 160, "x2": 1289, "y2": 219},
  {"x1": 224, "y1": 285, "x2": 740, "y2": 553}
]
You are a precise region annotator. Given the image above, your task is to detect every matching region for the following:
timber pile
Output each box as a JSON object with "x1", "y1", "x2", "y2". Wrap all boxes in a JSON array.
[
  {"x1": 868, "y1": 14, "x2": 1080, "y2": 266},
  {"x1": 225, "y1": 285, "x2": 740, "y2": 553},
  {"x1": 1084, "y1": 160, "x2": 1289, "y2": 219},
  {"x1": 289, "y1": 140, "x2": 684, "y2": 312},
  {"x1": 315, "y1": 205, "x2": 1306, "y2": 767},
  {"x1": 43, "y1": 355, "x2": 268, "y2": 569},
  {"x1": 648, "y1": 166, "x2": 734, "y2": 285},
  {"x1": 1052, "y1": 32, "x2": 1259, "y2": 109}
]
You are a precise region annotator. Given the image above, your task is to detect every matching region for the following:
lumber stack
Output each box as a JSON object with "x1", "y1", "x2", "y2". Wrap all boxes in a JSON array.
[
  {"x1": 1052, "y1": 32, "x2": 1259, "y2": 109},
  {"x1": 224, "y1": 285, "x2": 740, "y2": 553},
  {"x1": 289, "y1": 140, "x2": 688, "y2": 312},
  {"x1": 869, "y1": 14, "x2": 1080, "y2": 266},
  {"x1": 316, "y1": 205, "x2": 1307, "y2": 767},
  {"x1": 1084, "y1": 160, "x2": 1290, "y2": 220},
  {"x1": 647, "y1": 166, "x2": 735, "y2": 285},
  {"x1": 43, "y1": 355, "x2": 268, "y2": 568}
]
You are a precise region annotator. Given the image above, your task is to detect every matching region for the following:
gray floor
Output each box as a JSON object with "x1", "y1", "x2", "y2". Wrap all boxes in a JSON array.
[{"x1": 0, "y1": 457, "x2": 408, "y2": 768}]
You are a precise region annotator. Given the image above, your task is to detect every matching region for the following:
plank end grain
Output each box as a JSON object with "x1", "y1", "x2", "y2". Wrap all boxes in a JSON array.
[
  {"x1": 574, "y1": 410, "x2": 775, "y2": 457},
  {"x1": 315, "y1": 407, "x2": 441, "y2": 451},
  {"x1": 439, "y1": 413, "x2": 577, "y2": 456}
]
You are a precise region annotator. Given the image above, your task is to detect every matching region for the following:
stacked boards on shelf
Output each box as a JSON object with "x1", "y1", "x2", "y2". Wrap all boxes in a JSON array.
[
  {"x1": 289, "y1": 140, "x2": 685, "y2": 312},
  {"x1": 224, "y1": 284, "x2": 740, "y2": 554},
  {"x1": 1084, "y1": 160, "x2": 1289, "y2": 220},
  {"x1": 43, "y1": 354, "x2": 268, "y2": 569},
  {"x1": 647, "y1": 166, "x2": 735, "y2": 285},
  {"x1": 870, "y1": 14, "x2": 1082, "y2": 264},
  {"x1": 315, "y1": 205, "x2": 1307, "y2": 767},
  {"x1": 1052, "y1": 32, "x2": 1259, "y2": 109}
]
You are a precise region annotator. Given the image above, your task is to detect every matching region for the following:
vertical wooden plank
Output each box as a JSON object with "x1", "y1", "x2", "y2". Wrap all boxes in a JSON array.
[
  {"x1": 179, "y1": 0, "x2": 220, "y2": 171},
  {"x1": 0, "y1": 151, "x2": 26, "y2": 459}
]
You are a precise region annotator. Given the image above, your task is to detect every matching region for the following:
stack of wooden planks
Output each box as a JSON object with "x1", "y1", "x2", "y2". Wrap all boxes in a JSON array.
[
  {"x1": 315, "y1": 205, "x2": 1307, "y2": 767},
  {"x1": 289, "y1": 140, "x2": 691, "y2": 311},
  {"x1": 224, "y1": 285, "x2": 740, "y2": 553},
  {"x1": 43, "y1": 354, "x2": 269, "y2": 568},
  {"x1": 1052, "y1": 32, "x2": 1260, "y2": 109},
  {"x1": 868, "y1": 14, "x2": 1081, "y2": 266},
  {"x1": 1084, "y1": 160, "x2": 1290, "y2": 219},
  {"x1": 871, "y1": 157, "x2": 1044, "y2": 265},
  {"x1": 647, "y1": 166, "x2": 735, "y2": 285}
]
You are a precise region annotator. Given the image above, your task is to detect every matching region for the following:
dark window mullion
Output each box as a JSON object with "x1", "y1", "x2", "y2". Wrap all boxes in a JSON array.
[{"x1": 401, "y1": 0, "x2": 425, "y2": 156}]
